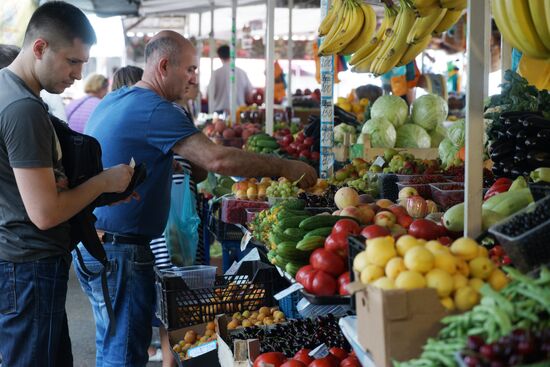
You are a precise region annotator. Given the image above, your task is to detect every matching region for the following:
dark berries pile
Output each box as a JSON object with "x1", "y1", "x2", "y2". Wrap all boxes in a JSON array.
[
  {"x1": 298, "y1": 185, "x2": 337, "y2": 208},
  {"x1": 498, "y1": 199, "x2": 550, "y2": 237},
  {"x1": 461, "y1": 329, "x2": 550, "y2": 366}
]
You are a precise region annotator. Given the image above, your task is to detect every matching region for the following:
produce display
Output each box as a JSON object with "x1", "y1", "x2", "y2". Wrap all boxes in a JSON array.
[
  {"x1": 396, "y1": 267, "x2": 550, "y2": 366},
  {"x1": 245, "y1": 133, "x2": 280, "y2": 153},
  {"x1": 226, "y1": 306, "x2": 286, "y2": 330},
  {"x1": 172, "y1": 322, "x2": 217, "y2": 361},
  {"x1": 232, "y1": 177, "x2": 273, "y2": 201},
  {"x1": 203, "y1": 119, "x2": 262, "y2": 147},
  {"x1": 492, "y1": 0, "x2": 550, "y2": 59}
]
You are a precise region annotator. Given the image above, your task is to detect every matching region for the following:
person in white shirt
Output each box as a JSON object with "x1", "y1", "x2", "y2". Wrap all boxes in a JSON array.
[{"x1": 207, "y1": 45, "x2": 253, "y2": 114}]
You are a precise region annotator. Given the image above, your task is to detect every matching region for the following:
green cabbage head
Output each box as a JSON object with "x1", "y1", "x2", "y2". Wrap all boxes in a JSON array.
[
  {"x1": 370, "y1": 95, "x2": 409, "y2": 128},
  {"x1": 361, "y1": 117, "x2": 396, "y2": 148},
  {"x1": 439, "y1": 138, "x2": 461, "y2": 168},
  {"x1": 448, "y1": 119, "x2": 465, "y2": 147},
  {"x1": 411, "y1": 94, "x2": 448, "y2": 131},
  {"x1": 429, "y1": 123, "x2": 447, "y2": 148},
  {"x1": 395, "y1": 124, "x2": 431, "y2": 148}
]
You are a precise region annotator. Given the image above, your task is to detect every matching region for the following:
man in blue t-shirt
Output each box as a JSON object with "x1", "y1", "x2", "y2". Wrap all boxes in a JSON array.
[{"x1": 75, "y1": 30, "x2": 317, "y2": 366}]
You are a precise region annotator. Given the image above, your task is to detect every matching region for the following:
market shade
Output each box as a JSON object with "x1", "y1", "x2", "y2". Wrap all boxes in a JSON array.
[{"x1": 56, "y1": 0, "x2": 318, "y2": 17}]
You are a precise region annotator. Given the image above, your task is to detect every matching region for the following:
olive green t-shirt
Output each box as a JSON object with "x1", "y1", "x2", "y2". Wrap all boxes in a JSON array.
[{"x1": 0, "y1": 69, "x2": 70, "y2": 262}]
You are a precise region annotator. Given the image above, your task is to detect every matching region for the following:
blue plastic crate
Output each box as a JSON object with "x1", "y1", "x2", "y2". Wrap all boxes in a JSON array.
[{"x1": 278, "y1": 290, "x2": 302, "y2": 319}]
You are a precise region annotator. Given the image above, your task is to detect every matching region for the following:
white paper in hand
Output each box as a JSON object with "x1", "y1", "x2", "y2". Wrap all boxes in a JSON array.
[{"x1": 129, "y1": 157, "x2": 136, "y2": 168}]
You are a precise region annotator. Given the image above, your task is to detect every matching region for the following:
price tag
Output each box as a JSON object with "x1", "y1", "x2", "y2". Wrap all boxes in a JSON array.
[
  {"x1": 187, "y1": 340, "x2": 217, "y2": 358},
  {"x1": 373, "y1": 156, "x2": 385, "y2": 168},
  {"x1": 240, "y1": 229, "x2": 252, "y2": 251},
  {"x1": 274, "y1": 282, "x2": 303, "y2": 301},
  {"x1": 310, "y1": 343, "x2": 329, "y2": 359}
]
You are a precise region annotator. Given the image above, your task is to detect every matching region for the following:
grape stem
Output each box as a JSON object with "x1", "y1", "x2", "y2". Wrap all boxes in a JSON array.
[{"x1": 293, "y1": 174, "x2": 306, "y2": 187}]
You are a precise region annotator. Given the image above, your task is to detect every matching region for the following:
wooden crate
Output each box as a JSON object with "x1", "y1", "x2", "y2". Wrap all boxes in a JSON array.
[{"x1": 362, "y1": 134, "x2": 440, "y2": 161}]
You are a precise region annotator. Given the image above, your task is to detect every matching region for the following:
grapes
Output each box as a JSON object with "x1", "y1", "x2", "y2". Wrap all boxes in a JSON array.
[{"x1": 266, "y1": 180, "x2": 299, "y2": 199}]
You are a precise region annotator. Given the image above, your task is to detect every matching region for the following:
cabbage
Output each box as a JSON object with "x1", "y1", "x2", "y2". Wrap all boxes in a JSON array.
[
  {"x1": 448, "y1": 119, "x2": 465, "y2": 147},
  {"x1": 439, "y1": 138, "x2": 461, "y2": 169},
  {"x1": 429, "y1": 123, "x2": 447, "y2": 148},
  {"x1": 334, "y1": 123, "x2": 357, "y2": 145},
  {"x1": 411, "y1": 94, "x2": 448, "y2": 131},
  {"x1": 361, "y1": 117, "x2": 396, "y2": 148},
  {"x1": 370, "y1": 95, "x2": 409, "y2": 128},
  {"x1": 395, "y1": 124, "x2": 431, "y2": 148}
]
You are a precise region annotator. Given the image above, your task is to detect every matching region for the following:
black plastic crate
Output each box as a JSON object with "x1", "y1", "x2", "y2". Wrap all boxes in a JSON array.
[
  {"x1": 156, "y1": 261, "x2": 278, "y2": 330},
  {"x1": 208, "y1": 201, "x2": 243, "y2": 241},
  {"x1": 378, "y1": 173, "x2": 399, "y2": 201}
]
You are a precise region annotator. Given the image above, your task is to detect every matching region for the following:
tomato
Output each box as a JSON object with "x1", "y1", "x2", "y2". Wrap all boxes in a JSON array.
[
  {"x1": 293, "y1": 349, "x2": 314, "y2": 365},
  {"x1": 339, "y1": 355, "x2": 361, "y2": 367},
  {"x1": 310, "y1": 248, "x2": 346, "y2": 277},
  {"x1": 308, "y1": 355, "x2": 339, "y2": 367},
  {"x1": 296, "y1": 265, "x2": 317, "y2": 293},
  {"x1": 329, "y1": 347, "x2": 348, "y2": 361},
  {"x1": 324, "y1": 232, "x2": 348, "y2": 258},
  {"x1": 281, "y1": 360, "x2": 307, "y2": 367},
  {"x1": 310, "y1": 270, "x2": 337, "y2": 296},
  {"x1": 337, "y1": 272, "x2": 351, "y2": 295},
  {"x1": 332, "y1": 219, "x2": 361, "y2": 236},
  {"x1": 296, "y1": 265, "x2": 315, "y2": 284},
  {"x1": 304, "y1": 137, "x2": 315, "y2": 147},
  {"x1": 281, "y1": 134, "x2": 294, "y2": 146},
  {"x1": 299, "y1": 150, "x2": 311, "y2": 160},
  {"x1": 253, "y1": 352, "x2": 288, "y2": 367}
]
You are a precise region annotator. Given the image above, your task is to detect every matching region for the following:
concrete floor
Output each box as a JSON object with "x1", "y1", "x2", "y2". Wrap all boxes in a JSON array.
[{"x1": 66, "y1": 266, "x2": 162, "y2": 367}]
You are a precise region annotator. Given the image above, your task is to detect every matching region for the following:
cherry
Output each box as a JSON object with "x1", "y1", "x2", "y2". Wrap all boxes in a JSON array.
[
  {"x1": 517, "y1": 340, "x2": 535, "y2": 355},
  {"x1": 464, "y1": 355, "x2": 481, "y2": 367},
  {"x1": 467, "y1": 335, "x2": 485, "y2": 351},
  {"x1": 480, "y1": 344, "x2": 494, "y2": 360}
]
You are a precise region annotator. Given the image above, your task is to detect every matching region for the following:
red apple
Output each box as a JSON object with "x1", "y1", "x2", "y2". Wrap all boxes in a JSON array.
[
  {"x1": 438, "y1": 236, "x2": 453, "y2": 246},
  {"x1": 361, "y1": 224, "x2": 391, "y2": 239},
  {"x1": 340, "y1": 207, "x2": 363, "y2": 223},
  {"x1": 388, "y1": 204, "x2": 408, "y2": 217},
  {"x1": 356, "y1": 204, "x2": 375, "y2": 224},
  {"x1": 406, "y1": 196, "x2": 428, "y2": 219},
  {"x1": 374, "y1": 211, "x2": 396, "y2": 227}
]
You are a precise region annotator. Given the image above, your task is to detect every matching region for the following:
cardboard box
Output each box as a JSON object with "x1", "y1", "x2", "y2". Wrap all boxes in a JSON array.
[
  {"x1": 168, "y1": 323, "x2": 220, "y2": 367},
  {"x1": 216, "y1": 315, "x2": 260, "y2": 367},
  {"x1": 355, "y1": 285, "x2": 447, "y2": 367},
  {"x1": 362, "y1": 134, "x2": 439, "y2": 161}
]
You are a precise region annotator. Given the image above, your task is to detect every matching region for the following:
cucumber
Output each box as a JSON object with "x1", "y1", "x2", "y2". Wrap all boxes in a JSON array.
[
  {"x1": 267, "y1": 249, "x2": 277, "y2": 263},
  {"x1": 270, "y1": 230, "x2": 295, "y2": 244},
  {"x1": 283, "y1": 227, "x2": 308, "y2": 241},
  {"x1": 304, "y1": 227, "x2": 333, "y2": 238},
  {"x1": 279, "y1": 215, "x2": 311, "y2": 231},
  {"x1": 276, "y1": 242, "x2": 311, "y2": 261},
  {"x1": 274, "y1": 255, "x2": 288, "y2": 268},
  {"x1": 276, "y1": 209, "x2": 308, "y2": 221},
  {"x1": 299, "y1": 215, "x2": 359, "y2": 231},
  {"x1": 285, "y1": 262, "x2": 305, "y2": 278},
  {"x1": 296, "y1": 236, "x2": 326, "y2": 251},
  {"x1": 255, "y1": 139, "x2": 279, "y2": 149}
]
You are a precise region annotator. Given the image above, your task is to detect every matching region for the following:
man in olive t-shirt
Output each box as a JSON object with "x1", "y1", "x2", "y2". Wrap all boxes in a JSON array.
[{"x1": 0, "y1": 3, "x2": 134, "y2": 366}]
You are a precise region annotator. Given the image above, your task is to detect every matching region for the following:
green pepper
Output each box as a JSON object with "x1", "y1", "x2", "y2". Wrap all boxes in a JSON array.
[
  {"x1": 508, "y1": 176, "x2": 527, "y2": 191},
  {"x1": 530, "y1": 167, "x2": 550, "y2": 183}
]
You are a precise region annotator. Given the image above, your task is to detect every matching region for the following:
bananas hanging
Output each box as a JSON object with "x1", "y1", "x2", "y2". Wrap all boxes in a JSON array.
[
  {"x1": 492, "y1": 0, "x2": 550, "y2": 60},
  {"x1": 344, "y1": 0, "x2": 465, "y2": 75},
  {"x1": 317, "y1": 0, "x2": 376, "y2": 56}
]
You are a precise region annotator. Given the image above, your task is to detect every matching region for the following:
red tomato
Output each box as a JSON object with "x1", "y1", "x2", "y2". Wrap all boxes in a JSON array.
[
  {"x1": 281, "y1": 360, "x2": 307, "y2": 367},
  {"x1": 299, "y1": 150, "x2": 311, "y2": 160},
  {"x1": 310, "y1": 151, "x2": 320, "y2": 161},
  {"x1": 324, "y1": 232, "x2": 348, "y2": 258},
  {"x1": 329, "y1": 347, "x2": 348, "y2": 361},
  {"x1": 296, "y1": 265, "x2": 318, "y2": 293},
  {"x1": 304, "y1": 137, "x2": 315, "y2": 146},
  {"x1": 253, "y1": 352, "x2": 288, "y2": 367},
  {"x1": 339, "y1": 355, "x2": 361, "y2": 367},
  {"x1": 310, "y1": 248, "x2": 346, "y2": 276},
  {"x1": 308, "y1": 355, "x2": 339, "y2": 367},
  {"x1": 332, "y1": 219, "x2": 361, "y2": 236},
  {"x1": 293, "y1": 349, "x2": 314, "y2": 365},
  {"x1": 310, "y1": 270, "x2": 337, "y2": 296},
  {"x1": 281, "y1": 135, "x2": 294, "y2": 146},
  {"x1": 337, "y1": 272, "x2": 351, "y2": 295}
]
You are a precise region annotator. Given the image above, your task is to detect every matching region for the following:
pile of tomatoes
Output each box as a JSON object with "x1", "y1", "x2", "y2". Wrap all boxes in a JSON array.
[{"x1": 253, "y1": 348, "x2": 361, "y2": 367}]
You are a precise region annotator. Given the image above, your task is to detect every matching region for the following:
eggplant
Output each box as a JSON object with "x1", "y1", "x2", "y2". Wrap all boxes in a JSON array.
[
  {"x1": 500, "y1": 111, "x2": 541, "y2": 126},
  {"x1": 505, "y1": 124, "x2": 522, "y2": 139},
  {"x1": 489, "y1": 143, "x2": 515, "y2": 160},
  {"x1": 492, "y1": 166, "x2": 504, "y2": 177},
  {"x1": 516, "y1": 129, "x2": 530, "y2": 141},
  {"x1": 510, "y1": 168, "x2": 525, "y2": 178},
  {"x1": 513, "y1": 150, "x2": 528, "y2": 163},
  {"x1": 537, "y1": 129, "x2": 550, "y2": 140},
  {"x1": 522, "y1": 115, "x2": 550, "y2": 129},
  {"x1": 527, "y1": 150, "x2": 550, "y2": 168}
]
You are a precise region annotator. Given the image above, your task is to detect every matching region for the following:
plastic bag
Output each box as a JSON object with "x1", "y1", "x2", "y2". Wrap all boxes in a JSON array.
[{"x1": 164, "y1": 170, "x2": 200, "y2": 266}]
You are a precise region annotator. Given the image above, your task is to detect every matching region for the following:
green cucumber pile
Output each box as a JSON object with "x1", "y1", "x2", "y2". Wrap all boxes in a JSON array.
[{"x1": 245, "y1": 133, "x2": 279, "y2": 153}]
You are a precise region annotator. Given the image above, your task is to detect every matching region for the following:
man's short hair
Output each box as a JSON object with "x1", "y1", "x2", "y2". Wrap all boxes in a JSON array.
[
  {"x1": 144, "y1": 36, "x2": 181, "y2": 66},
  {"x1": 217, "y1": 45, "x2": 230, "y2": 60},
  {"x1": 0, "y1": 44, "x2": 20, "y2": 69},
  {"x1": 23, "y1": 1, "x2": 96, "y2": 50},
  {"x1": 111, "y1": 65, "x2": 143, "y2": 91}
]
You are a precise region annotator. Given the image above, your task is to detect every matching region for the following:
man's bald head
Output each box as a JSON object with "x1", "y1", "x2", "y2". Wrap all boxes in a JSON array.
[{"x1": 144, "y1": 30, "x2": 193, "y2": 67}]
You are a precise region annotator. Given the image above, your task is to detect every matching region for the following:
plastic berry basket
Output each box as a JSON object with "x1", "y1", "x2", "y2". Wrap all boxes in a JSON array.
[
  {"x1": 429, "y1": 182, "x2": 466, "y2": 210},
  {"x1": 221, "y1": 196, "x2": 270, "y2": 225},
  {"x1": 161, "y1": 265, "x2": 217, "y2": 290},
  {"x1": 488, "y1": 195, "x2": 550, "y2": 273},
  {"x1": 395, "y1": 174, "x2": 446, "y2": 184}
]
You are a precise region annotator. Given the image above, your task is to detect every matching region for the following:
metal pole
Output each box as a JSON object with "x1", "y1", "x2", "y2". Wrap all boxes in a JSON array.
[
  {"x1": 319, "y1": 0, "x2": 334, "y2": 179},
  {"x1": 265, "y1": 0, "x2": 275, "y2": 135},
  {"x1": 196, "y1": 12, "x2": 203, "y2": 116},
  {"x1": 501, "y1": 39, "x2": 512, "y2": 80},
  {"x1": 209, "y1": 1, "x2": 216, "y2": 114},
  {"x1": 287, "y1": 0, "x2": 294, "y2": 109},
  {"x1": 464, "y1": 0, "x2": 488, "y2": 237},
  {"x1": 230, "y1": 0, "x2": 237, "y2": 125}
]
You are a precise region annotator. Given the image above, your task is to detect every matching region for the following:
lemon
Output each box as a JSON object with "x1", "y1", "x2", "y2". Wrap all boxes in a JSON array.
[
  {"x1": 454, "y1": 286, "x2": 480, "y2": 311},
  {"x1": 456, "y1": 257, "x2": 470, "y2": 277},
  {"x1": 396, "y1": 235, "x2": 422, "y2": 257},
  {"x1": 425, "y1": 269, "x2": 454, "y2": 298},
  {"x1": 433, "y1": 251, "x2": 458, "y2": 275},
  {"x1": 469, "y1": 257, "x2": 495, "y2": 280},
  {"x1": 450, "y1": 237, "x2": 480, "y2": 261},
  {"x1": 468, "y1": 278, "x2": 485, "y2": 291},
  {"x1": 353, "y1": 250, "x2": 370, "y2": 272},
  {"x1": 366, "y1": 236, "x2": 396, "y2": 267},
  {"x1": 404, "y1": 246, "x2": 434, "y2": 273},
  {"x1": 360, "y1": 264, "x2": 384, "y2": 285},
  {"x1": 440, "y1": 297, "x2": 455, "y2": 311},
  {"x1": 395, "y1": 270, "x2": 426, "y2": 290},
  {"x1": 385, "y1": 257, "x2": 407, "y2": 280},
  {"x1": 477, "y1": 246, "x2": 489, "y2": 258},
  {"x1": 425, "y1": 240, "x2": 446, "y2": 255},
  {"x1": 488, "y1": 268, "x2": 509, "y2": 291},
  {"x1": 452, "y1": 273, "x2": 468, "y2": 291},
  {"x1": 372, "y1": 276, "x2": 395, "y2": 290}
]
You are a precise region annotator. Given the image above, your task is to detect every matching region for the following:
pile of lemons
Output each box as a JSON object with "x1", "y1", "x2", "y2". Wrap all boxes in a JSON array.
[{"x1": 353, "y1": 235, "x2": 509, "y2": 311}]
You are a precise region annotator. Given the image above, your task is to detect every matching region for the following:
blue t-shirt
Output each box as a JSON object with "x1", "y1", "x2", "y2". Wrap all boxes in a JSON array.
[{"x1": 85, "y1": 86, "x2": 199, "y2": 238}]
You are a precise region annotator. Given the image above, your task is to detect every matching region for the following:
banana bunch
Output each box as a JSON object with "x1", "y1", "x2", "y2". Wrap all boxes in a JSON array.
[
  {"x1": 318, "y1": 0, "x2": 377, "y2": 56},
  {"x1": 492, "y1": 0, "x2": 550, "y2": 60},
  {"x1": 350, "y1": 0, "x2": 466, "y2": 75}
]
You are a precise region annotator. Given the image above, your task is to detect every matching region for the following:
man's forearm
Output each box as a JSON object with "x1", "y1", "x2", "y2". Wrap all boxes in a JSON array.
[{"x1": 213, "y1": 147, "x2": 286, "y2": 178}]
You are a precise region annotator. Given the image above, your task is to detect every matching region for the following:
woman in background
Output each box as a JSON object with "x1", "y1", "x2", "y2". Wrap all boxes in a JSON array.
[{"x1": 65, "y1": 73, "x2": 109, "y2": 133}]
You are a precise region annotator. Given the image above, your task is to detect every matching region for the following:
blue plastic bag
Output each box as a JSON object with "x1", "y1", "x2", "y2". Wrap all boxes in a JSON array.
[{"x1": 164, "y1": 169, "x2": 200, "y2": 266}]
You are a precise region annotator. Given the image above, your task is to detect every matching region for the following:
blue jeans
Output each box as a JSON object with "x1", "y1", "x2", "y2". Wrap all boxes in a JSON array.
[
  {"x1": 73, "y1": 242, "x2": 155, "y2": 367},
  {"x1": 0, "y1": 257, "x2": 72, "y2": 367}
]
